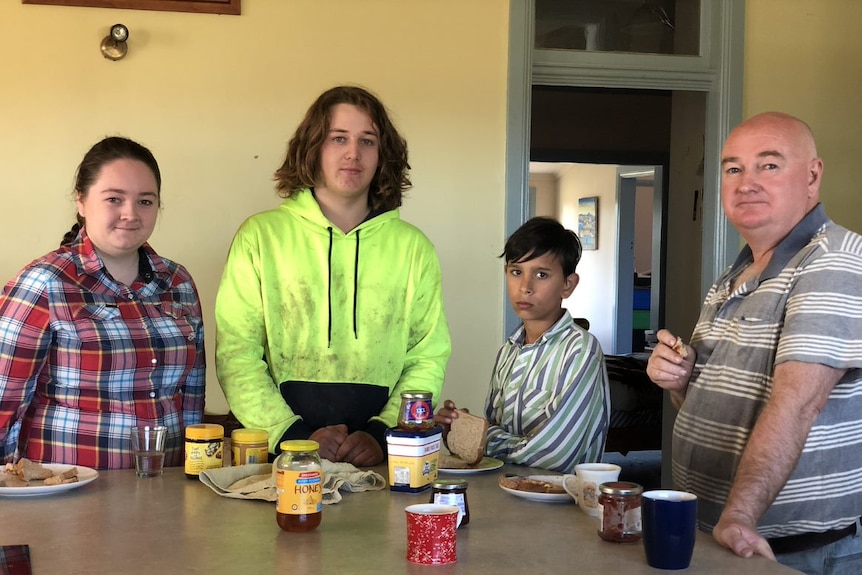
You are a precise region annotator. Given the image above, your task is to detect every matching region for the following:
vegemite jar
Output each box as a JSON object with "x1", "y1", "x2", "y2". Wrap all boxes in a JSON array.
[
  {"x1": 597, "y1": 481, "x2": 643, "y2": 543},
  {"x1": 184, "y1": 424, "x2": 224, "y2": 479},
  {"x1": 231, "y1": 428, "x2": 269, "y2": 466},
  {"x1": 397, "y1": 391, "x2": 435, "y2": 431},
  {"x1": 430, "y1": 479, "x2": 470, "y2": 527},
  {"x1": 275, "y1": 440, "x2": 323, "y2": 532}
]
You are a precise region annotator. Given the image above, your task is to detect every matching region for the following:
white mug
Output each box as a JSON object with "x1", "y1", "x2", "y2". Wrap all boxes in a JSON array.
[{"x1": 563, "y1": 463, "x2": 621, "y2": 516}]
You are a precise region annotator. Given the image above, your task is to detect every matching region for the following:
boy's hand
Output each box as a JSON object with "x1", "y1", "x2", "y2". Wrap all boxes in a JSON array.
[{"x1": 434, "y1": 400, "x2": 469, "y2": 440}]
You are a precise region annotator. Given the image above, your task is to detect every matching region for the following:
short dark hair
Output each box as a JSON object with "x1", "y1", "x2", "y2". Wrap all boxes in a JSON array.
[
  {"x1": 61, "y1": 136, "x2": 161, "y2": 246},
  {"x1": 501, "y1": 217, "x2": 582, "y2": 275},
  {"x1": 274, "y1": 85, "x2": 411, "y2": 211}
]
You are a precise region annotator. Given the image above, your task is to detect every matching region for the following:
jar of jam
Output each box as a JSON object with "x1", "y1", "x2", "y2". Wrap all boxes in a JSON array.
[
  {"x1": 184, "y1": 423, "x2": 224, "y2": 479},
  {"x1": 597, "y1": 481, "x2": 643, "y2": 542},
  {"x1": 429, "y1": 479, "x2": 470, "y2": 527},
  {"x1": 275, "y1": 440, "x2": 323, "y2": 532},
  {"x1": 397, "y1": 391, "x2": 435, "y2": 430}
]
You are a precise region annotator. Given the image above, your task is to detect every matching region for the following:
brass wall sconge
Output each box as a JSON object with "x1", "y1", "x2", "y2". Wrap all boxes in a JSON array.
[{"x1": 100, "y1": 23, "x2": 129, "y2": 61}]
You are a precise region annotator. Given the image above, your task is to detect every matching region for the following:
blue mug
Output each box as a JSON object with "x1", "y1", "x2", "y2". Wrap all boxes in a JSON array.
[{"x1": 642, "y1": 490, "x2": 698, "y2": 570}]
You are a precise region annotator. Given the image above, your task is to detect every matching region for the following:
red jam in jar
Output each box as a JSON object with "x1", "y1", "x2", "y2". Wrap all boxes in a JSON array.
[{"x1": 597, "y1": 481, "x2": 643, "y2": 543}]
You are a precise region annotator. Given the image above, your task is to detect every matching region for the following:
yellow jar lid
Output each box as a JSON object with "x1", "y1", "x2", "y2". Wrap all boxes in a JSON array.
[
  {"x1": 231, "y1": 428, "x2": 268, "y2": 443},
  {"x1": 185, "y1": 423, "x2": 224, "y2": 440},
  {"x1": 279, "y1": 439, "x2": 319, "y2": 452}
]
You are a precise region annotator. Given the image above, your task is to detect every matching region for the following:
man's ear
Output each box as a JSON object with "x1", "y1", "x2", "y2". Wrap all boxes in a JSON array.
[
  {"x1": 562, "y1": 273, "x2": 579, "y2": 298},
  {"x1": 808, "y1": 157, "x2": 824, "y2": 193}
]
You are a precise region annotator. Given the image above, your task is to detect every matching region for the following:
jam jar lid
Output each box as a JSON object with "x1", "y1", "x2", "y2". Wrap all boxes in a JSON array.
[
  {"x1": 400, "y1": 390, "x2": 433, "y2": 400},
  {"x1": 599, "y1": 481, "x2": 643, "y2": 496},
  {"x1": 431, "y1": 478, "x2": 468, "y2": 491}
]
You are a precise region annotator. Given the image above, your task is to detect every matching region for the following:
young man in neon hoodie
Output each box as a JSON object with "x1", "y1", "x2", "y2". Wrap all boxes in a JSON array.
[{"x1": 215, "y1": 86, "x2": 451, "y2": 466}]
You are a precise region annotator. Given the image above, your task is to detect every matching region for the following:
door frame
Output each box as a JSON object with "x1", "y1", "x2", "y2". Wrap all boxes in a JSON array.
[
  {"x1": 504, "y1": 0, "x2": 744, "y2": 336},
  {"x1": 615, "y1": 166, "x2": 663, "y2": 355}
]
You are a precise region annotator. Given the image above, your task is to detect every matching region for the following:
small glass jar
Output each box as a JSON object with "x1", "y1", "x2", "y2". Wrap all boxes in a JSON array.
[
  {"x1": 231, "y1": 428, "x2": 269, "y2": 466},
  {"x1": 597, "y1": 481, "x2": 643, "y2": 543},
  {"x1": 275, "y1": 440, "x2": 323, "y2": 532},
  {"x1": 397, "y1": 391, "x2": 434, "y2": 430},
  {"x1": 429, "y1": 479, "x2": 470, "y2": 527},
  {"x1": 184, "y1": 423, "x2": 224, "y2": 479}
]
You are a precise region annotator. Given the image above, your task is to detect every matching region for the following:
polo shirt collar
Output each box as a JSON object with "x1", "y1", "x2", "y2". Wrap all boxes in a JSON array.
[{"x1": 728, "y1": 203, "x2": 828, "y2": 282}]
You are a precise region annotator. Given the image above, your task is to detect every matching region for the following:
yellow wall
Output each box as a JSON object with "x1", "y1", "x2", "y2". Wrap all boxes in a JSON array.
[
  {"x1": 744, "y1": 0, "x2": 862, "y2": 233},
  {"x1": 0, "y1": 1, "x2": 509, "y2": 414}
]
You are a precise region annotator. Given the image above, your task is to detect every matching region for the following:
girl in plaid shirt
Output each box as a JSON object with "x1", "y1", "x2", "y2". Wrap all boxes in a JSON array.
[{"x1": 0, "y1": 137, "x2": 205, "y2": 469}]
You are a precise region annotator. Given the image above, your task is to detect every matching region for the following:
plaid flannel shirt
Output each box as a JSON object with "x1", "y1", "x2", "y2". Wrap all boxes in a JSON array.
[{"x1": 0, "y1": 229, "x2": 205, "y2": 469}]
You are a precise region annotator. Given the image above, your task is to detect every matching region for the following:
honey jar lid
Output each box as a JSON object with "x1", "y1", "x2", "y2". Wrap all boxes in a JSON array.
[
  {"x1": 599, "y1": 481, "x2": 643, "y2": 496},
  {"x1": 231, "y1": 428, "x2": 268, "y2": 443},
  {"x1": 279, "y1": 439, "x2": 320, "y2": 453},
  {"x1": 185, "y1": 423, "x2": 224, "y2": 440}
]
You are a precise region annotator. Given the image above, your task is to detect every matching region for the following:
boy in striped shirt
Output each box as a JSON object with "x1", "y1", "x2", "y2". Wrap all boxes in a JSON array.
[{"x1": 435, "y1": 217, "x2": 610, "y2": 473}]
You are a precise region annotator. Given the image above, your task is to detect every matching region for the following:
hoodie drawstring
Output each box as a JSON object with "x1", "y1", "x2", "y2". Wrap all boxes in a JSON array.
[
  {"x1": 327, "y1": 227, "x2": 333, "y2": 348},
  {"x1": 353, "y1": 230, "x2": 360, "y2": 339},
  {"x1": 325, "y1": 226, "x2": 360, "y2": 347}
]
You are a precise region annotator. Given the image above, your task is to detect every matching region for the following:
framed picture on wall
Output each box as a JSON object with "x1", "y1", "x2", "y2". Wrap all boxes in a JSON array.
[
  {"x1": 578, "y1": 197, "x2": 598, "y2": 250},
  {"x1": 21, "y1": 0, "x2": 240, "y2": 15}
]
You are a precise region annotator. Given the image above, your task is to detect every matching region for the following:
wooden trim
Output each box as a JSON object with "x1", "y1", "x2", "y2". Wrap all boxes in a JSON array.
[{"x1": 22, "y1": 0, "x2": 241, "y2": 16}]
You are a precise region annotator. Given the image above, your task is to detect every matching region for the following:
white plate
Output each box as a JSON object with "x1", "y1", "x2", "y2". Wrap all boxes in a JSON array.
[
  {"x1": 499, "y1": 474, "x2": 574, "y2": 503},
  {"x1": 438, "y1": 456, "x2": 504, "y2": 475},
  {"x1": 0, "y1": 464, "x2": 99, "y2": 497}
]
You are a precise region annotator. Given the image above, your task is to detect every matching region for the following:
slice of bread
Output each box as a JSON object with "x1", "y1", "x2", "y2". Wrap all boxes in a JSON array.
[{"x1": 447, "y1": 410, "x2": 488, "y2": 465}]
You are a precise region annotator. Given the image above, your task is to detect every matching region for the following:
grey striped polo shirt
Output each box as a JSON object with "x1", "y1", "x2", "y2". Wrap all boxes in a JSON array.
[{"x1": 673, "y1": 203, "x2": 862, "y2": 538}]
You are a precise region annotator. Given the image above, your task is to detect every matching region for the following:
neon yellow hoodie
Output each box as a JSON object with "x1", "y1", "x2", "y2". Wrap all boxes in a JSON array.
[{"x1": 215, "y1": 189, "x2": 451, "y2": 452}]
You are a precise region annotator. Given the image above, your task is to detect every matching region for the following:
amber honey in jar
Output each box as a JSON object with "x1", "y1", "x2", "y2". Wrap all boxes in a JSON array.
[
  {"x1": 429, "y1": 479, "x2": 470, "y2": 527},
  {"x1": 597, "y1": 481, "x2": 643, "y2": 542},
  {"x1": 397, "y1": 391, "x2": 434, "y2": 430},
  {"x1": 231, "y1": 428, "x2": 269, "y2": 466},
  {"x1": 275, "y1": 440, "x2": 323, "y2": 532}
]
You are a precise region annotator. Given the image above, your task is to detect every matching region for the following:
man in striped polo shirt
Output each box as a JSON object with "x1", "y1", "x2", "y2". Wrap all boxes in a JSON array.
[{"x1": 647, "y1": 112, "x2": 862, "y2": 575}]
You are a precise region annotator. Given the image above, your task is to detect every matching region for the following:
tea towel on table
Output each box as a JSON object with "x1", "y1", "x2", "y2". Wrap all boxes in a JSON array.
[{"x1": 198, "y1": 460, "x2": 386, "y2": 504}]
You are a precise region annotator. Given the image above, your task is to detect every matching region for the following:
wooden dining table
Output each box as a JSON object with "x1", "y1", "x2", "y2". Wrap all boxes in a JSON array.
[{"x1": 1, "y1": 462, "x2": 801, "y2": 574}]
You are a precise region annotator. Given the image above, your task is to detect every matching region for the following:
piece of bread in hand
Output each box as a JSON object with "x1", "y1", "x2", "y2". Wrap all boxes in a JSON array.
[
  {"x1": 447, "y1": 410, "x2": 488, "y2": 465},
  {"x1": 672, "y1": 336, "x2": 688, "y2": 358}
]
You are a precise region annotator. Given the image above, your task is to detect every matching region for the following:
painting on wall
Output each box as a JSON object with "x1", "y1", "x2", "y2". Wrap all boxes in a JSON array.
[
  {"x1": 21, "y1": 0, "x2": 240, "y2": 15},
  {"x1": 578, "y1": 197, "x2": 598, "y2": 250}
]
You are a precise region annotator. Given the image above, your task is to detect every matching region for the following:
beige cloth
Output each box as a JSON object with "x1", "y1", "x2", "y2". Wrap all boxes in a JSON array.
[{"x1": 199, "y1": 460, "x2": 386, "y2": 505}]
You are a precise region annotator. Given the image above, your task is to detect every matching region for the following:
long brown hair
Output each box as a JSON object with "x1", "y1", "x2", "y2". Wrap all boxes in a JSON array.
[{"x1": 274, "y1": 86, "x2": 411, "y2": 211}]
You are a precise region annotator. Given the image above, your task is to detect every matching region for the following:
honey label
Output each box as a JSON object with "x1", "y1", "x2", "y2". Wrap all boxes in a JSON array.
[
  {"x1": 184, "y1": 440, "x2": 223, "y2": 474},
  {"x1": 277, "y1": 469, "x2": 322, "y2": 515}
]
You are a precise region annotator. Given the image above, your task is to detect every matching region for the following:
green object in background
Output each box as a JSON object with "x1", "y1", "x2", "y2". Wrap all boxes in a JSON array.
[{"x1": 633, "y1": 310, "x2": 651, "y2": 330}]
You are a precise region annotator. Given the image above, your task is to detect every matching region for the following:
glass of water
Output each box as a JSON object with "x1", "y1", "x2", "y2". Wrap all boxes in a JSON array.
[{"x1": 130, "y1": 425, "x2": 167, "y2": 478}]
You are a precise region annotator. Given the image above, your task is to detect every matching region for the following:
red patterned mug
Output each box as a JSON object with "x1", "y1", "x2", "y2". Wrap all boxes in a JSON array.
[{"x1": 405, "y1": 504, "x2": 459, "y2": 565}]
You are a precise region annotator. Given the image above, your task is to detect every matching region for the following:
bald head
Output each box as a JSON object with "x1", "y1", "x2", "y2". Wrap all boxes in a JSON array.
[{"x1": 730, "y1": 112, "x2": 818, "y2": 158}]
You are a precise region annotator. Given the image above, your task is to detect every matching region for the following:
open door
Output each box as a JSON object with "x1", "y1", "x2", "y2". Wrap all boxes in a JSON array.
[{"x1": 614, "y1": 166, "x2": 663, "y2": 355}]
